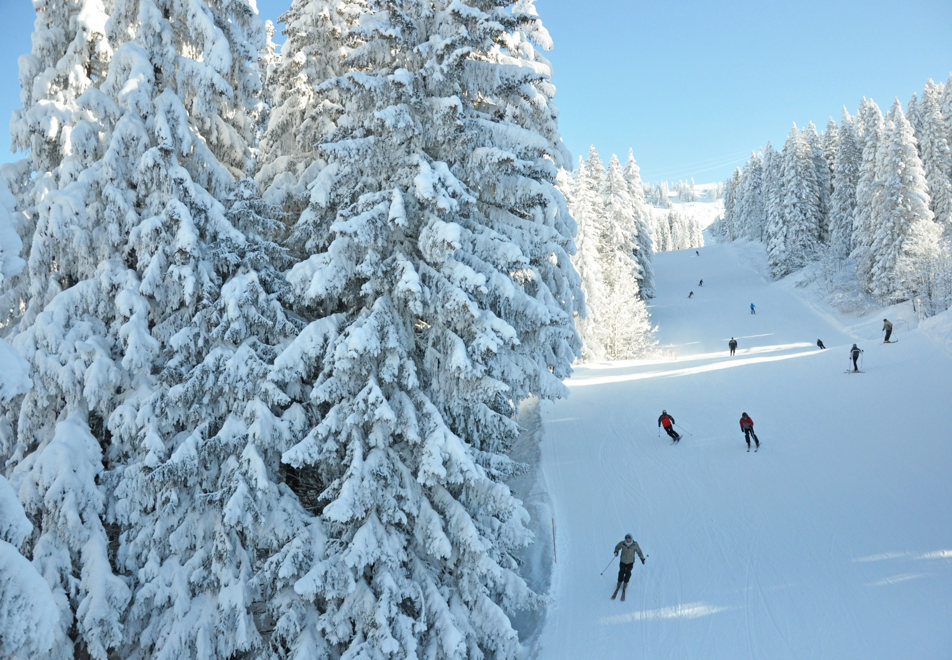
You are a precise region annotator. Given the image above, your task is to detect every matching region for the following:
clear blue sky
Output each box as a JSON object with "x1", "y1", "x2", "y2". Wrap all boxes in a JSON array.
[{"x1": 2, "y1": 0, "x2": 950, "y2": 184}]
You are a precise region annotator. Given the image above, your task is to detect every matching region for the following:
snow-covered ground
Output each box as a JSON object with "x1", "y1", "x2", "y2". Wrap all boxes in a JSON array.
[{"x1": 534, "y1": 236, "x2": 952, "y2": 659}]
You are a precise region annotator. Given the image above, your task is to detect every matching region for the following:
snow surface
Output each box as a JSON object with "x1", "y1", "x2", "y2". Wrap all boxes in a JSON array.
[{"x1": 535, "y1": 235, "x2": 952, "y2": 659}]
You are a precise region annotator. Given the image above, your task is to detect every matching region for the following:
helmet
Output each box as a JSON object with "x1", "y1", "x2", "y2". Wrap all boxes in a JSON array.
[
  {"x1": 662, "y1": 410, "x2": 667, "y2": 414},
  {"x1": 742, "y1": 412, "x2": 747, "y2": 416},
  {"x1": 624, "y1": 533, "x2": 632, "y2": 541}
]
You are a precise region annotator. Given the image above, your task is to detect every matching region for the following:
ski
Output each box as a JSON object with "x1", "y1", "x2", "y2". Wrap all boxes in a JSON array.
[
  {"x1": 620, "y1": 585, "x2": 627, "y2": 601},
  {"x1": 611, "y1": 585, "x2": 620, "y2": 600}
]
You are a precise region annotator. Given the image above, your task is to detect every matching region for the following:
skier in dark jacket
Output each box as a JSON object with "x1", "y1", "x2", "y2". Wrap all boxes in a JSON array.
[
  {"x1": 850, "y1": 344, "x2": 863, "y2": 372},
  {"x1": 611, "y1": 533, "x2": 646, "y2": 600},
  {"x1": 728, "y1": 337, "x2": 737, "y2": 356},
  {"x1": 658, "y1": 410, "x2": 680, "y2": 441},
  {"x1": 750, "y1": 303, "x2": 756, "y2": 314},
  {"x1": 739, "y1": 412, "x2": 760, "y2": 451},
  {"x1": 817, "y1": 339, "x2": 826, "y2": 349}
]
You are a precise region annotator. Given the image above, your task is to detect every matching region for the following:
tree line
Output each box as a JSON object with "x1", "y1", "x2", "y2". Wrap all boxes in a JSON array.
[{"x1": 717, "y1": 76, "x2": 952, "y2": 316}]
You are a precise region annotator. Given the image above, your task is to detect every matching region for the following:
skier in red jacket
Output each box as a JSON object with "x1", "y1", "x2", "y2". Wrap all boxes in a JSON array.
[
  {"x1": 658, "y1": 410, "x2": 680, "y2": 442},
  {"x1": 739, "y1": 412, "x2": 760, "y2": 451}
]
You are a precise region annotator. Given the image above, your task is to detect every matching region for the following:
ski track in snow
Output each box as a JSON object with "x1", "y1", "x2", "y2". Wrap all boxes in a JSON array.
[{"x1": 535, "y1": 237, "x2": 952, "y2": 659}]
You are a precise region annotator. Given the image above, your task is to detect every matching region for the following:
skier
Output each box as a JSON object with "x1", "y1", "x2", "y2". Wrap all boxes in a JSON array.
[
  {"x1": 750, "y1": 302, "x2": 756, "y2": 315},
  {"x1": 658, "y1": 410, "x2": 680, "y2": 442},
  {"x1": 698, "y1": 279, "x2": 703, "y2": 287},
  {"x1": 688, "y1": 291, "x2": 694, "y2": 298},
  {"x1": 739, "y1": 412, "x2": 760, "y2": 451},
  {"x1": 728, "y1": 337, "x2": 737, "y2": 356},
  {"x1": 611, "y1": 533, "x2": 646, "y2": 601},
  {"x1": 817, "y1": 338, "x2": 826, "y2": 349},
  {"x1": 882, "y1": 319, "x2": 893, "y2": 343},
  {"x1": 849, "y1": 343, "x2": 863, "y2": 372}
]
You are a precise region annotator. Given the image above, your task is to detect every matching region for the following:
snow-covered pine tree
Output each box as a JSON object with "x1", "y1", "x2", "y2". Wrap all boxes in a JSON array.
[
  {"x1": 92, "y1": 4, "x2": 318, "y2": 657},
  {"x1": 828, "y1": 108, "x2": 861, "y2": 260},
  {"x1": 851, "y1": 98, "x2": 886, "y2": 290},
  {"x1": 598, "y1": 155, "x2": 654, "y2": 358},
  {"x1": 599, "y1": 156, "x2": 637, "y2": 282},
  {"x1": 940, "y1": 74, "x2": 952, "y2": 149},
  {"x1": 0, "y1": 4, "x2": 134, "y2": 657},
  {"x1": 5, "y1": 0, "x2": 311, "y2": 657},
  {"x1": 772, "y1": 124, "x2": 823, "y2": 277},
  {"x1": 909, "y1": 79, "x2": 952, "y2": 234},
  {"x1": 761, "y1": 142, "x2": 787, "y2": 276},
  {"x1": 804, "y1": 121, "x2": 831, "y2": 243},
  {"x1": 721, "y1": 160, "x2": 744, "y2": 241},
  {"x1": 271, "y1": 0, "x2": 582, "y2": 656},
  {"x1": 865, "y1": 99, "x2": 935, "y2": 302},
  {"x1": 719, "y1": 167, "x2": 741, "y2": 241},
  {"x1": 736, "y1": 152, "x2": 765, "y2": 241},
  {"x1": 623, "y1": 149, "x2": 655, "y2": 298},
  {"x1": 569, "y1": 149, "x2": 608, "y2": 360}
]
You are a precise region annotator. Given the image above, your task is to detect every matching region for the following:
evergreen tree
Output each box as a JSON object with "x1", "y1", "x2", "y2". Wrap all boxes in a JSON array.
[
  {"x1": 910, "y1": 80, "x2": 952, "y2": 234},
  {"x1": 851, "y1": 98, "x2": 886, "y2": 289},
  {"x1": 941, "y1": 74, "x2": 952, "y2": 148},
  {"x1": 271, "y1": 0, "x2": 581, "y2": 656},
  {"x1": 866, "y1": 100, "x2": 935, "y2": 302},
  {"x1": 761, "y1": 142, "x2": 786, "y2": 275},
  {"x1": 2, "y1": 4, "x2": 130, "y2": 657},
  {"x1": 2, "y1": 1, "x2": 308, "y2": 658},
  {"x1": 805, "y1": 121, "x2": 831, "y2": 243},
  {"x1": 736, "y1": 152, "x2": 765, "y2": 240},
  {"x1": 598, "y1": 155, "x2": 654, "y2": 358},
  {"x1": 828, "y1": 109, "x2": 861, "y2": 260},
  {"x1": 623, "y1": 150, "x2": 655, "y2": 298},
  {"x1": 720, "y1": 167, "x2": 741, "y2": 241},
  {"x1": 569, "y1": 149, "x2": 609, "y2": 360},
  {"x1": 773, "y1": 124, "x2": 823, "y2": 277}
]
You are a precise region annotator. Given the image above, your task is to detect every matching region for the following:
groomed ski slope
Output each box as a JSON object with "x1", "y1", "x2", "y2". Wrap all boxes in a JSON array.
[{"x1": 536, "y1": 238, "x2": 952, "y2": 659}]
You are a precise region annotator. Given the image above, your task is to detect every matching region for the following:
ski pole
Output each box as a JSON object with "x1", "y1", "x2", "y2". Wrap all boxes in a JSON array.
[{"x1": 599, "y1": 555, "x2": 616, "y2": 575}]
